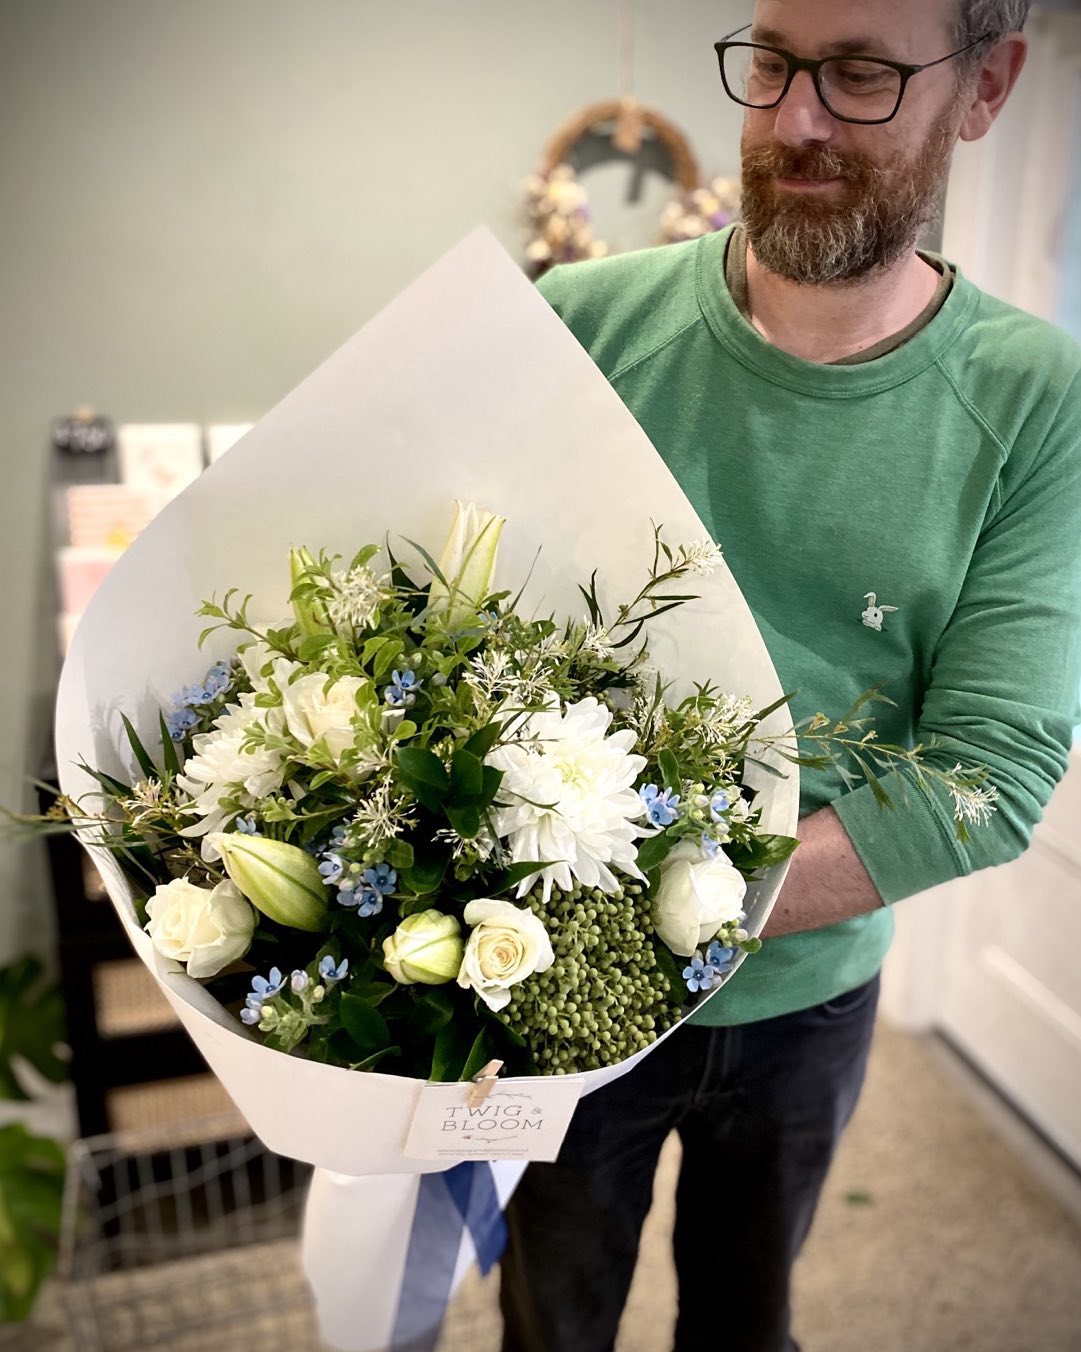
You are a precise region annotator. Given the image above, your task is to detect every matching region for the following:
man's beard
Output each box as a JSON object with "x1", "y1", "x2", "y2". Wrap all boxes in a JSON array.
[{"x1": 740, "y1": 101, "x2": 961, "y2": 286}]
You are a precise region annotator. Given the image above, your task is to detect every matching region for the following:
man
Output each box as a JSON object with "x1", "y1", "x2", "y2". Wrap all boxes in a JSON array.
[{"x1": 499, "y1": 2, "x2": 1081, "y2": 1349}]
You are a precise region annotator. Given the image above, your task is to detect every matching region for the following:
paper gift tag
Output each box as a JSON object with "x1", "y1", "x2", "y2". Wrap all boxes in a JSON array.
[{"x1": 403, "y1": 1077, "x2": 585, "y2": 1163}]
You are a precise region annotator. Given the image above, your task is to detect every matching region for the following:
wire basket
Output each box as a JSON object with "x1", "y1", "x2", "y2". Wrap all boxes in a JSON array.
[{"x1": 56, "y1": 1113, "x2": 322, "y2": 1350}]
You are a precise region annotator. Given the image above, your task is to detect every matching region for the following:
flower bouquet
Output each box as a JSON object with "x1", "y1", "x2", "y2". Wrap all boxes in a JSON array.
[
  {"x1": 38, "y1": 231, "x2": 988, "y2": 1349},
  {"x1": 86, "y1": 508, "x2": 794, "y2": 1095}
]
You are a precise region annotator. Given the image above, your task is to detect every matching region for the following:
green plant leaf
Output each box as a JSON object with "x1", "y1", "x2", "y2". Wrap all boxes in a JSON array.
[
  {"x1": 395, "y1": 748, "x2": 449, "y2": 809},
  {"x1": 373, "y1": 640, "x2": 405, "y2": 682},
  {"x1": 298, "y1": 634, "x2": 341, "y2": 662},
  {"x1": 120, "y1": 714, "x2": 158, "y2": 780},
  {"x1": 339, "y1": 996, "x2": 390, "y2": 1057},
  {"x1": 462, "y1": 723, "x2": 503, "y2": 759},
  {"x1": 407, "y1": 988, "x2": 456, "y2": 1040},
  {"x1": 430, "y1": 1018, "x2": 475, "y2": 1082},
  {"x1": 446, "y1": 803, "x2": 481, "y2": 840},
  {"x1": 655, "y1": 750, "x2": 680, "y2": 795},
  {"x1": 634, "y1": 833, "x2": 675, "y2": 874},
  {"x1": 0, "y1": 1124, "x2": 65, "y2": 1322},
  {"x1": 0, "y1": 958, "x2": 68, "y2": 1101},
  {"x1": 400, "y1": 845, "x2": 448, "y2": 897},
  {"x1": 449, "y1": 750, "x2": 483, "y2": 800},
  {"x1": 496, "y1": 861, "x2": 554, "y2": 890},
  {"x1": 157, "y1": 713, "x2": 180, "y2": 777},
  {"x1": 461, "y1": 1027, "x2": 497, "y2": 1082},
  {"x1": 347, "y1": 981, "x2": 396, "y2": 1008},
  {"x1": 724, "y1": 833, "x2": 800, "y2": 874},
  {"x1": 477, "y1": 765, "x2": 504, "y2": 809},
  {"x1": 384, "y1": 839, "x2": 415, "y2": 871},
  {"x1": 651, "y1": 941, "x2": 689, "y2": 1007},
  {"x1": 350, "y1": 1046, "x2": 402, "y2": 1073}
]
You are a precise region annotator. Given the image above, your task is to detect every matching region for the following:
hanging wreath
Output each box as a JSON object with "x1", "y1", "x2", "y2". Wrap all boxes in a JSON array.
[{"x1": 523, "y1": 98, "x2": 740, "y2": 277}]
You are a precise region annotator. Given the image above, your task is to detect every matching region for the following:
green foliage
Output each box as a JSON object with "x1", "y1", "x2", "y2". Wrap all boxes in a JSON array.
[
  {"x1": 724, "y1": 833, "x2": 801, "y2": 876},
  {"x1": 0, "y1": 1124, "x2": 65, "y2": 1322},
  {"x1": 0, "y1": 960, "x2": 67, "y2": 1102},
  {"x1": 339, "y1": 996, "x2": 391, "y2": 1059}
]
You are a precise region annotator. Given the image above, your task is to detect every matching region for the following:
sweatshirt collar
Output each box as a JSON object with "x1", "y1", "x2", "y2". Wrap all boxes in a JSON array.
[{"x1": 695, "y1": 224, "x2": 979, "y2": 398}]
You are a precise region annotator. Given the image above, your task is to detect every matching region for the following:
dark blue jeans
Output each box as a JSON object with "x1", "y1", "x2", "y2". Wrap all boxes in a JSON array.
[{"x1": 499, "y1": 974, "x2": 880, "y2": 1352}]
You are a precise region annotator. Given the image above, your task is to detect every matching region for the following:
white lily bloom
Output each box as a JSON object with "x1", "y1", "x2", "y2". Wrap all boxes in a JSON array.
[
  {"x1": 487, "y1": 695, "x2": 647, "y2": 902},
  {"x1": 428, "y1": 500, "x2": 505, "y2": 631}
]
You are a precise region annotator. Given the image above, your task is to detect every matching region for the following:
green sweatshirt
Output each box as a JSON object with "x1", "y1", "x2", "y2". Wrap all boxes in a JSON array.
[{"x1": 537, "y1": 224, "x2": 1081, "y2": 1026}]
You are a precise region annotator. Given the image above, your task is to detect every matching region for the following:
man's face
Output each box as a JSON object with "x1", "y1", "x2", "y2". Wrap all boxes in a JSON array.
[{"x1": 740, "y1": 0, "x2": 971, "y2": 284}]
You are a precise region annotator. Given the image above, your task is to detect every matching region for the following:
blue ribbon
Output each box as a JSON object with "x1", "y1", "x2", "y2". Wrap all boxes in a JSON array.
[{"x1": 389, "y1": 1162, "x2": 507, "y2": 1351}]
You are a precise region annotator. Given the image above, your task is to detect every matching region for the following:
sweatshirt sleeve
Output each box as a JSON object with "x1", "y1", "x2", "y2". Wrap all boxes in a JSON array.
[{"x1": 833, "y1": 366, "x2": 1081, "y2": 903}]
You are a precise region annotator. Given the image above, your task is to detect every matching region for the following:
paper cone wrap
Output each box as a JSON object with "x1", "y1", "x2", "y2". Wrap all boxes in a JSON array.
[{"x1": 54, "y1": 229, "x2": 799, "y2": 1347}]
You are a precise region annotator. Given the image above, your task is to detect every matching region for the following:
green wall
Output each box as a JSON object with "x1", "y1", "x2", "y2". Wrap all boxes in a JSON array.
[{"x1": 0, "y1": 0, "x2": 748, "y2": 962}]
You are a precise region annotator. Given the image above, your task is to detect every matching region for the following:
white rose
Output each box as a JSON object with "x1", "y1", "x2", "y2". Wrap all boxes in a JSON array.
[
  {"x1": 651, "y1": 840, "x2": 747, "y2": 956},
  {"x1": 457, "y1": 899, "x2": 555, "y2": 1011},
  {"x1": 280, "y1": 672, "x2": 368, "y2": 762},
  {"x1": 144, "y1": 877, "x2": 256, "y2": 978}
]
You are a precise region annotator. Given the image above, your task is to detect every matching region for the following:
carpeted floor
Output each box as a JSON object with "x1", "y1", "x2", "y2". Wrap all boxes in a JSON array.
[
  {"x1": 17, "y1": 1021, "x2": 1081, "y2": 1351},
  {"x1": 438, "y1": 1022, "x2": 1081, "y2": 1352}
]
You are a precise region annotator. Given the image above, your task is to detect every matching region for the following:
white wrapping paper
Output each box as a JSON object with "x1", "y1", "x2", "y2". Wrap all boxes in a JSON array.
[{"x1": 54, "y1": 229, "x2": 799, "y2": 1350}]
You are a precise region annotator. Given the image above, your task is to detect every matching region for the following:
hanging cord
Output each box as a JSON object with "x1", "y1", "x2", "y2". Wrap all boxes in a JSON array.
[{"x1": 613, "y1": 0, "x2": 642, "y2": 153}]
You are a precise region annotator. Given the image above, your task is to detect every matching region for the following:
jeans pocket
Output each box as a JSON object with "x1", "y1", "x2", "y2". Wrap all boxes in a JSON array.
[{"x1": 817, "y1": 973, "x2": 881, "y2": 1019}]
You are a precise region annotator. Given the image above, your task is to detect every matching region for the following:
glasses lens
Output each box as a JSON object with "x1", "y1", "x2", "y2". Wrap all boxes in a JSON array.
[
  {"x1": 722, "y1": 44, "x2": 790, "y2": 107},
  {"x1": 819, "y1": 58, "x2": 902, "y2": 122}
]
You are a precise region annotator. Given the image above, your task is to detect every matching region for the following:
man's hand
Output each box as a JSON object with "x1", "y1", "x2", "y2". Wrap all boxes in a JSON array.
[{"x1": 762, "y1": 806, "x2": 884, "y2": 939}]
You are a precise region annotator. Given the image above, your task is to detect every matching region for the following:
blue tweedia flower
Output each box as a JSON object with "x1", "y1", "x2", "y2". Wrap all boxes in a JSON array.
[
  {"x1": 165, "y1": 707, "x2": 199, "y2": 741},
  {"x1": 709, "y1": 790, "x2": 731, "y2": 822},
  {"x1": 202, "y1": 659, "x2": 232, "y2": 698},
  {"x1": 319, "y1": 955, "x2": 349, "y2": 983},
  {"x1": 383, "y1": 669, "x2": 421, "y2": 708},
  {"x1": 362, "y1": 862, "x2": 397, "y2": 896},
  {"x1": 318, "y1": 851, "x2": 345, "y2": 886},
  {"x1": 290, "y1": 970, "x2": 309, "y2": 993},
  {"x1": 639, "y1": 784, "x2": 681, "y2": 828},
  {"x1": 682, "y1": 953, "x2": 716, "y2": 994},
  {"x1": 700, "y1": 835, "x2": 721, "y2": 859},
  {"x1": 706, "y1": 940, "x2": 738, "y2": 976},
  {"x1": 356, "y1": 887, "x2": 384, "y2": 919},
  {"x1": 240, "y1": 1006, "x2": 262, "y2": 1026},
  {"x1": 331, "y1": 824, "x2": 349, "y2": 847},
  {"x1": 251, "y1": 967, "x2": 286, "y2": 1000},
  {"x1": 235, "y1": 815, "x2": 261, "y2": 835}
]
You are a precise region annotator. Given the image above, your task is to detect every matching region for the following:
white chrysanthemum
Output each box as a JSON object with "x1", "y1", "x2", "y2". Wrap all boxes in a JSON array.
[
  {"x1": 487, "y1": 696, "x2": 648, "y2": 902},
  {"x1": 176, "y1": 695, "x2": 289, "y2": 858}
]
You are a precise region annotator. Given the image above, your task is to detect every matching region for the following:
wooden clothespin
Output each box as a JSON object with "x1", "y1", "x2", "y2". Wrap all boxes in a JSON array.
[{"x1": 468, "y1": 1059, "x2": 505, "y2": 1108}]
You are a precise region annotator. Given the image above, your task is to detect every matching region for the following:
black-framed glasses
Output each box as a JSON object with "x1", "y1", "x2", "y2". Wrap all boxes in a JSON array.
[{"x1": 714, "y1": 24, "x2": 992, "y2": 125}]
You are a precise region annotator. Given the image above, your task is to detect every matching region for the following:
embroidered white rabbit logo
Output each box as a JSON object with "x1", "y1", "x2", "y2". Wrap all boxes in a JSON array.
[{"x1": 861, "y1": 592, "x2": 898, "y2": 631}]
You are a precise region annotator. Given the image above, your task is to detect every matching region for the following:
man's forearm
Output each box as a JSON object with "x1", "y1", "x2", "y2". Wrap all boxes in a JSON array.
[{"x1": 762, "y1": 805, "x2": 884, "y2": 938}]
